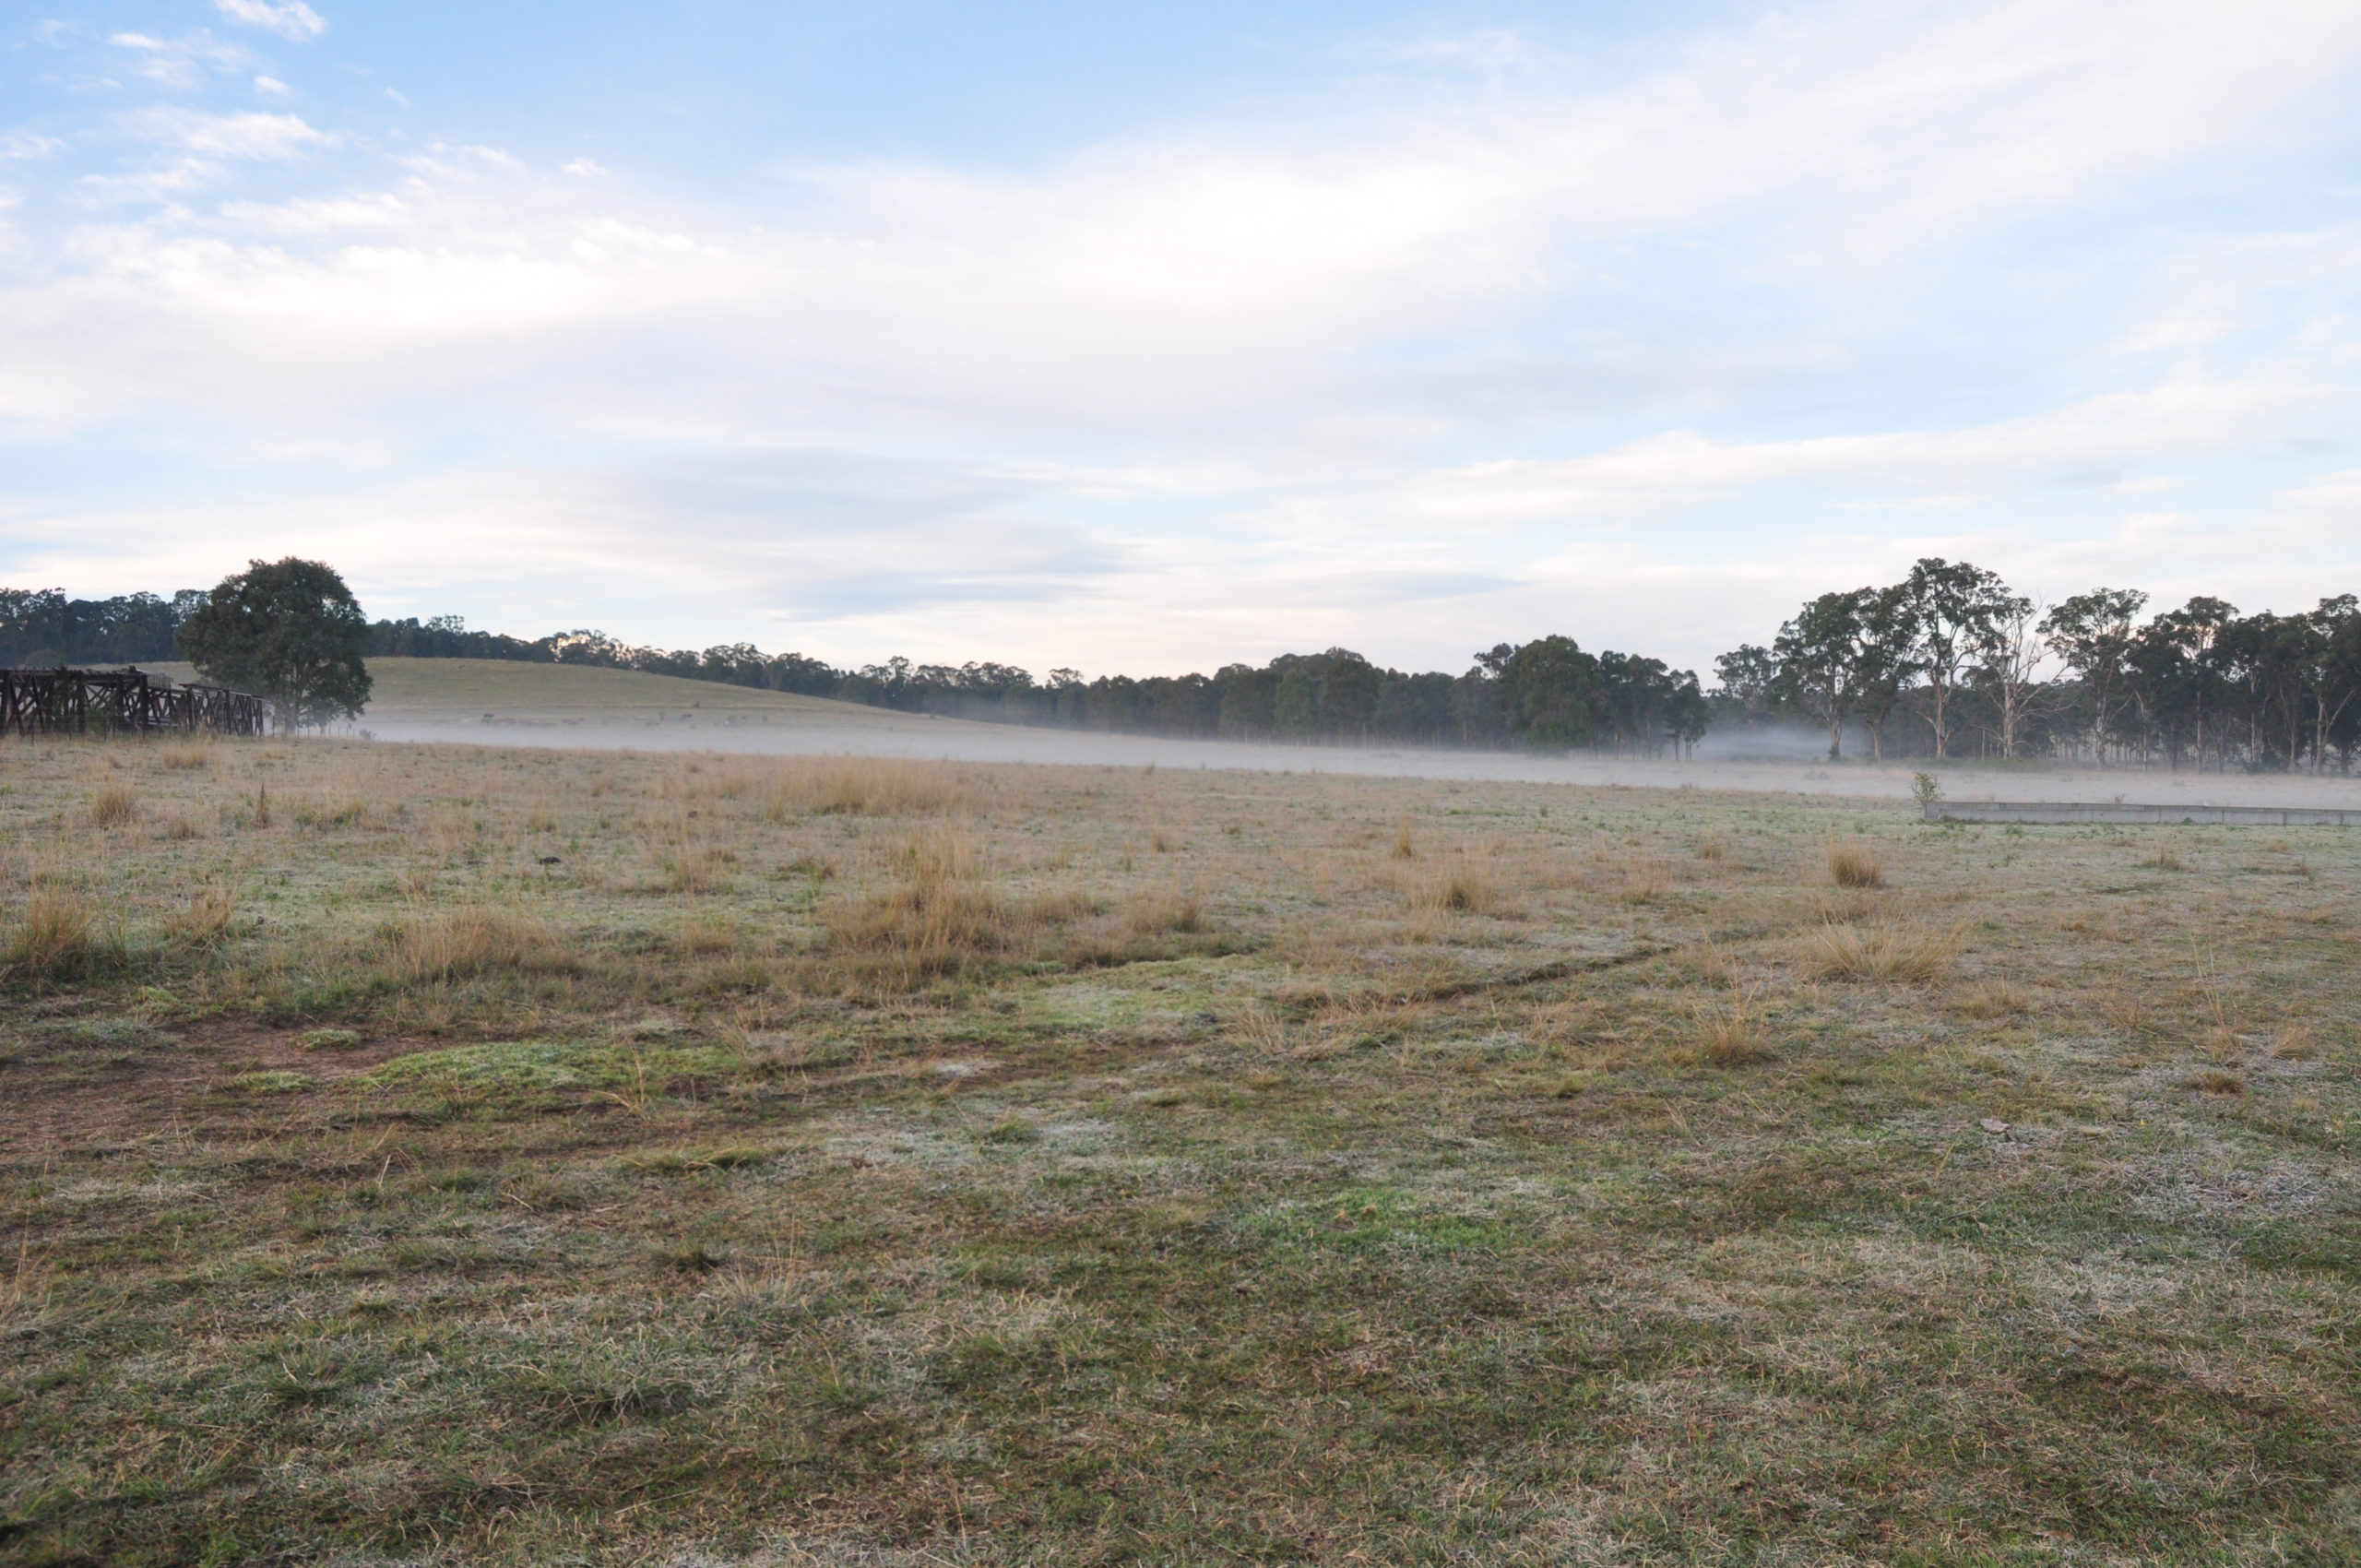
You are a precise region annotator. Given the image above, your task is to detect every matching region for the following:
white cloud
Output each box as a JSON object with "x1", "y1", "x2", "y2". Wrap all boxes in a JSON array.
[
  {"x1": 1, "y1": 133, "x2": 67, "y2": 161},
  {"x1": 254, "y1": 75, "x2": 290, "y2": 97},
  {"x1": 1379, "y1": 375, "x2": 2332, "y2": 527},
  {"x1": 9, "y1": 0, "x2": 2361, "y2": 669},
  {"x1": 211, "y1": 0, "x2": 326, "y2": 43},
  {"x1": 133, "y1": 108, "x2": 327, "y2": 160},
  {"x1": 108, "y1": 30, "x2": 250, "y2": 89}
]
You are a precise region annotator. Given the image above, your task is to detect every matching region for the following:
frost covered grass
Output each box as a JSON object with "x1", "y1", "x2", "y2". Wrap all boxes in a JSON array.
[{"x1": 2, "y1": 732, "x2": 2360, "y2": 1563}]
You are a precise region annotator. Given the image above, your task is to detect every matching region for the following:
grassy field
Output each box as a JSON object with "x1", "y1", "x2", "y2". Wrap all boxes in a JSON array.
[
  {"x1": 3, "y1": 731, "x2": 2359, "y2": 1565},
  {"x1": 140, "y1": 659, "x2": 953, "y2": 735}
]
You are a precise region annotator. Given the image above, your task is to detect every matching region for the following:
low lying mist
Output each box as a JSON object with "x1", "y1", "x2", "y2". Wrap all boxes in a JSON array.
[{"x1": 350, "y1": 712, "x2": 2361, "y2": 808}]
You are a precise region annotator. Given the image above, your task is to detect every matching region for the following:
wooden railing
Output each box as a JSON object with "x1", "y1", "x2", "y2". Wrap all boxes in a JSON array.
[{"x1": 0, "y1": 667, "x2": 268, "y2": 737}]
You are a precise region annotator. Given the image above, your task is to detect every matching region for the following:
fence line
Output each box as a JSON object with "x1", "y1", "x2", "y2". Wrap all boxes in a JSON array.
[
  {"x1": 0, "y1": 667, "x2": 267, "y2": 738},
  {"x1": 1926, "y1": 801, "x2": 2360, "y2": 826}
]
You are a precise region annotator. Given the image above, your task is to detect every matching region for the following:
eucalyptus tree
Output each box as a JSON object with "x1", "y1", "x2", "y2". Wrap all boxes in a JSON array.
[
  {"x1": 1902, "y1": 558, "x2": 2025, "y2": 760},
  {"x1": 1711, "y1": 644, "x2": 1782, "y2": 728},
  {"x1": 2133, "y1": 598, "x2": 2237, "y2": 769},
  {"x1": 1980, "y1": 596, "x2": 2053, "y2": 759},
  {"x1": 1774, "y1": 588, "x2": 1872, "y2": 758},
  {"x1": 1852, "y1": 584, "x2": 1920, "y2": 761},
  {"x1": 2299, "y1": 596, "x2": 2361, "y2": 774},
  {"x1": 1485, "y1": 636, "x2": 1604, "y2": 749},
  {"x1": 2041, "y1": 588, "x2": 2147, "y2": 765}
]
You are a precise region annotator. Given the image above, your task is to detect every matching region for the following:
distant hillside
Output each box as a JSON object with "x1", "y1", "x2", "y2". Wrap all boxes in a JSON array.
[{"x1": 148, "y1": 658, "x2": 967, "y2": 731}]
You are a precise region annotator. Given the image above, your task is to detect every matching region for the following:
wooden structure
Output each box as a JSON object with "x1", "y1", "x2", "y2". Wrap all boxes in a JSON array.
[
  {"x1": 1926, "y1": 800, "x2": 2359, "y2": 826},
  {"x1": 0, "y1": 667, "x2": 268, "y2": 738}
]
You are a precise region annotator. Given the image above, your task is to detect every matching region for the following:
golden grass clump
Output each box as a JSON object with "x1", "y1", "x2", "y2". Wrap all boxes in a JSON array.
[
  {"x1": 654, "y1": 845, "x2": 734, "y2": 895},
  {"x1": 87, "y1": 781, "x2": 140, "y2": 827},
  {"x1": 1955, "y1": 980, "x2": 2031, "y2": 1019},
  {"x1": 1121, "y1": 890, "x2": 1205, "y2": 937},
  {"x1": 6, "y1": 886, "x2": 106, "y2": 981},
  {"x1": 767, "y1": 759, "x2": 965, "y2": 819},
  {"x1": 151, "y1": 807, "x2": 207, "y2": 842},
  {"x1": 157, "y1": 741, "x2": 216, "y2": 771},
  {"x1": 163, "y1": 885, "x2": 238, "y2": 946},
  {"x1": 1402, "y1": 854, "x2": 1492, "y2": 915},
  {"x1": 1809, "y1": 921, "x2": 1960, "y2": 983},
  {"x1": 1824, "y1": 838, "x2": 1884, "y2": 889},
  {"x1": 2103, "y1": 992, "x2": 2152, "y2": 1036},
  {"x1": 2270, "y1": 1022, "x2": 2319, "y2": 1061},
  {"x1": 1687, "y1": 989, "x2": 1773, "y2": 1063},
  {"x1": 1617, "y1": 856, "x2": 1670, "y2": 904},
  {"x1": 826, "y1": 827, "x2": 1004, "y2": 980},
  {"x1": 383, "y1": 907, "x2": 568, "y2": 983}
]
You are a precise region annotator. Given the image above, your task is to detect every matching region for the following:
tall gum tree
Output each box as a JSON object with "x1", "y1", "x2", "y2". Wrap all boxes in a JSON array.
[{"x1": 1903, "y1": 558, "x2": 2022, "y2": 761}]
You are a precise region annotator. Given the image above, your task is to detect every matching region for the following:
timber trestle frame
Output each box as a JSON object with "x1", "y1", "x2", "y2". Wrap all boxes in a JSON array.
[{"x1": 0, "y1": 667, "x2": 267, "y2": 738}]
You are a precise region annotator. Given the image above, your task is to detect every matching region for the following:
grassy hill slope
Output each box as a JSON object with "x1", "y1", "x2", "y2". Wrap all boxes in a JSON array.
[{"x1": 145, "y1": 657, "x2": 967, "y2": 734}]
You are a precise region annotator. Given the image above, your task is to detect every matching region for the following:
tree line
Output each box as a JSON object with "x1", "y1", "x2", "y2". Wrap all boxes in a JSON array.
[
  {"x1": 1717, "y1": 558, "x2": 2361, "y2": 771},
  {"x1": 0, "y1": 588, "x2": 204, "y2": 667},
  {"x1": 367, "y1": 616, "x2": 1710, "y2": 754},
  {"x1": 13, "y1": 560, "x2": 2361, "y2": 766}
]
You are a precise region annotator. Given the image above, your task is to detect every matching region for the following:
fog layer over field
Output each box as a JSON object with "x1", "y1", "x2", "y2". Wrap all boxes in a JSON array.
[{"x1": 281, "y1": 659, "x2": 2361, "y2": 810}]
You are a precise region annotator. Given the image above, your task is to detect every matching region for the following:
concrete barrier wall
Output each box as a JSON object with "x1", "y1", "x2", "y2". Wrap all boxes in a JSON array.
[{"x1": 1926, "y1": 802, "x2": 2361, "y2": 826}]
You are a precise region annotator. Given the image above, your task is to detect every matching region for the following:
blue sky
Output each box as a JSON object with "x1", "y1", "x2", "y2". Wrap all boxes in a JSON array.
[{"x1": 4, "y1": 0, "x2": 2359, "y2": 675}]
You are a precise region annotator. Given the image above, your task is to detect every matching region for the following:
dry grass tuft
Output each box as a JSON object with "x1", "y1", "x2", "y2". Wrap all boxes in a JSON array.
[
  {"x1": 2269, "y1": 1022, "x2": 2319, "y2": 1061},
  {"x1": 2149, "y1": 842, "x2": 2185, "y2": 872},
  {"x1": 1122, "y1": 890, "x2": 1205, "y2": 937},
  {"x1": 1956, "y1": 980, "x2": 2032, "y2": 1018},
  {"x1": 1404, "y1": 854, "x2": 1493, "y2": 915},
  {"x1": 2186, "y1": 1068, "x2": 2245, "y2": 1096},
  {"x1": 826, "y1": 827, "x2": 1003, "y2": 981},
  {"x1": 152, "y1": 807, "x2": 206, "y2": 841},
  {"x1": 1694, "y1": 834, "x2": 1728, "y2": 862},
  {"x1": 1392, "y1": 822, "x2": 1418, "y2": 860},
  {"x1": 1687, "y1": 989, "x2": 1773, "y2": 1063},
  {"x1": 1809, "y1": 921, "x2": 1960, "y2": 983},
  {"x1": 766, "y1": 759, "x2": 966, "y2": 819},
  {"x1": 1825, "y1": 838, "x2": 1884, "y2": 889},
  {"x1": 87, "y1": 781, "x2": 140, "y2": 827},
  {"x1": 156, "y1": 741, "x2": 216, "y2": 771},
  {"x1": 654, "y1": 845, "x2": 734, "y2": 895},
  {"x1": 6, "y1": 886, "x2": 107, "y2": 981},
  {"x1": 383, "y1": 907, "x2": 569, "y2": 983},
  {"x1": 676, "y1": 911, "x2": 746, "y2": 956},
  {"x1": 1618, "y1": 856, "x2": 1670, "y2": 905},
  {"x1": 163, "y1": 885, "x2": 238, "y2": 945}
]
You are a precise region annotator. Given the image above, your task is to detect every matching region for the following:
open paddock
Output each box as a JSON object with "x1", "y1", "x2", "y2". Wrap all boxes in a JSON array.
[{"x1": 3, "y1": 733, "x2": 2359, "y2": 1563}]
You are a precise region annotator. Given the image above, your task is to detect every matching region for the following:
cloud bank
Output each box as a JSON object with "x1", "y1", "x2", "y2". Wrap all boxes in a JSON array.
[{"x1": 4, "y1": 0, "x2": 2360, "y2": 673}]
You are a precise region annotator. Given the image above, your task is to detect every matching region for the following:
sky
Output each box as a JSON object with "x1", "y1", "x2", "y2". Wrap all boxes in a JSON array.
[{"x1": 4, "y1": 0, "x2": 2360, "y2": 679}]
